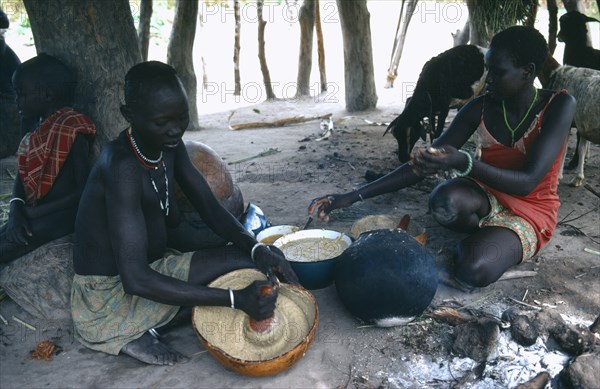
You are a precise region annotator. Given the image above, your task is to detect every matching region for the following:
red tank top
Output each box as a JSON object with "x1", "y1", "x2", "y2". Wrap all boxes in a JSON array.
[{"x1": 474, "y1": 90, "x2": 568, "y2": 253}]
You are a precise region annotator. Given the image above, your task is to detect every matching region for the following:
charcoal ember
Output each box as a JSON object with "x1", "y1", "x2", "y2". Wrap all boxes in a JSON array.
[
  {"x1": 502, "y1": 309, "x2": 539, "y2": 346},
  {"x1": 452, "y1": 318, "x2": 500, "y2": 362},
  {"x1": 534, "y1": 309, "x2": 566, "y2": 337},
  {"x1": 551, "y1": 323, "x2": 596, "y2": 356},
  {"x1": 557, "y1": 353, "x2": 600, "y2": 389},
  {"x1": 590, "y1": 314, "x2": 600, "y2": 334},
  {"x1": 514, "y1": 372, "x2": 550, "y2": 389}
]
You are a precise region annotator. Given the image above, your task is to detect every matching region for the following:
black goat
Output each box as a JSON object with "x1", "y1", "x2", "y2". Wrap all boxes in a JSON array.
[
  {"x1": 384, "y1": 45, "x2": 487, "y2": 163},
  {"x1": 557, "y1": 10, "x2": 600, "y2": 169},
  {"x1": 559, "y1": 10, "x2": 600, "y2": 70}
]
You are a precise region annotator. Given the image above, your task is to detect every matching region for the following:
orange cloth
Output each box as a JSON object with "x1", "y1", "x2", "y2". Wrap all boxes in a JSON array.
[
  {"x1": 474, "y1": 90, "x2": 567, "y2": 253},
  {"x1": 17, "y1": 107, "x2": 95, "y2": 205}
]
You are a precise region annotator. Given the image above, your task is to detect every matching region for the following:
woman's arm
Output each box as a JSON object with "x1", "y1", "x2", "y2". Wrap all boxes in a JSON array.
[
  {"x1": 25, "y1": 135, "x2": 92, "y2": 219},
  {"x1": 309, "y1": 98, "x2": 483, "y2": 219}
]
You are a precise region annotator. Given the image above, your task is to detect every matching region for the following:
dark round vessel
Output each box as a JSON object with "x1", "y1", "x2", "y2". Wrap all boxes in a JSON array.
[{"x1": 334, "y1": 229, "x2": 438, "y2": 324}]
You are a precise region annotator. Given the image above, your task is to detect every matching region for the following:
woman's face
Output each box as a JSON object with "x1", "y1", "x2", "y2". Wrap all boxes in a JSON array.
[
  {"x1": 125, "y1": 80, "x2": 190, "y2": 155},
  {"x1": 484, "y1": 48, "x2": 530, "y2": 101}
]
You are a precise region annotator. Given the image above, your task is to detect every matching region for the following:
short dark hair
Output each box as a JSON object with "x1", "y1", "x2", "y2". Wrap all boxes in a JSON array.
[
  {"x1": 13, "y1": 53, "x2": 77, "y2": 105},
  {"x1": 490, "y1": 26, "x2": 548, "y2": 75},
  {"x1": 124, "y1": 61, "x2": 183, "y2": 107}
]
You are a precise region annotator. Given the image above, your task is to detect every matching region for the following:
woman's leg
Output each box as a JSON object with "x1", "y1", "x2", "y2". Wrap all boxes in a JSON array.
[
  {"x1": 428, "y1": 178, "x2": 491, "y2": 233},
  {"x1": 455, "y1": 227, "x2": 523, "y2": 287},
  {"x1": 429, "y1": 178, "x2": 524, "y2": 287}
]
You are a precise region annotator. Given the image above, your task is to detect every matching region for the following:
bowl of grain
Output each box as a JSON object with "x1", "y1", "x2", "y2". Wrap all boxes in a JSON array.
[{"x1": 273, "y1": 229, "x2": 352, "y2": 290}]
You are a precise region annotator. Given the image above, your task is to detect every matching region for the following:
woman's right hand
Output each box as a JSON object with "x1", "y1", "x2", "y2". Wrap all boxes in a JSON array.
[
  {"x1": 6, "y1": 205, "x2": 32, "y2": 245},
  {"x1": 235, "y1": 280, "x2": 278, "y2": 321},
  {"x1": 307, "y1": 192, "x2": 355, "y2": 222}
]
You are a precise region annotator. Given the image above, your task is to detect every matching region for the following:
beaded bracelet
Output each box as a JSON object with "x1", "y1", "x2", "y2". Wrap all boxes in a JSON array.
[
  {"x1": 228, "y1": 288, "x2": 235, "y2": 309},
  {"x1": 453, "y1": 150, "x2": 473, "y2": 177}
]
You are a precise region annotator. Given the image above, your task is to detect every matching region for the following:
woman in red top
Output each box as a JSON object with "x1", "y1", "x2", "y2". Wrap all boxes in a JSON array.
[{"x1": 308, "y1": 26, "x2": 576, "y2": 288}]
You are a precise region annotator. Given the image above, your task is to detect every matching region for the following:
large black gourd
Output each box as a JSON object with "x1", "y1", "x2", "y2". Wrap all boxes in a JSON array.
[{"x1": 334, "y1": 229, "x2": 438, "y2": 326}]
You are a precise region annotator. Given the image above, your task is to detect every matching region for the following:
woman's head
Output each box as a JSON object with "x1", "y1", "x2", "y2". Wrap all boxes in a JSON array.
[
  {"x1": 12, "y1": 53, "x2": 77, "y2": 118},
  {"x1": 485, "y1": 26, "x2": 548, "y2": 99},
  {"x1": 489, "y1": 26, "x2": 548, "y2": 76},
  {"x1": 121, "y1": 61, "x2": 189, "y2": 153}
]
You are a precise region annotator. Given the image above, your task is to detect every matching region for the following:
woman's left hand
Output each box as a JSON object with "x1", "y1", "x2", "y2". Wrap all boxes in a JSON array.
[
  {"x1": 253, "y1": 244, "x2": 300, "y2": 285},
  {"x1": 410, "y1": 145, "x2": 465, "y2": 176}
]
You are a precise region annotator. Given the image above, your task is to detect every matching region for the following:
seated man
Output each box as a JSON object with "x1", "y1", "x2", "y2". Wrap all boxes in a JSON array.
[
  {"x1": 71, "y1": 61, "x2": 297, "y2": 365},
  {"x1": 1, "y1": 53, "x2": 96, "y2": 263}
]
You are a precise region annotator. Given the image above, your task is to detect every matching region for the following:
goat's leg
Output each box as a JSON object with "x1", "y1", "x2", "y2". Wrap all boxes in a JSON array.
[
  {"x1": 566, "y1": 131, "x2": 580, "y2": 170},
  {"x1": 569, "y1": 138, "x2": 589, "y2": 187},
  {"x1": 558, "y1": 141, "x2": 568, "y2": 180},
  {"x1": 435, "y1": 108, "x2": 449, "y2": 140}
]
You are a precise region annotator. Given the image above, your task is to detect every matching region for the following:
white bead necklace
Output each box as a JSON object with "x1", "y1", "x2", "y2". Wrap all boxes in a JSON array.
[
  {"x1": 128, "y1": 128, "x2": 163, "y2": 165},
  {"x1": 126, "y1": 128, "x2": 169, "y2": 215},
  {"x1": 148, "y1": 160, "x2": 169, "y2": 216}
]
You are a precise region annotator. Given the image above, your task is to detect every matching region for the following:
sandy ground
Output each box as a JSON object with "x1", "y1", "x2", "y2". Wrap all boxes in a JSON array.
[{"x1": 0, "y1": 94, "x2": 598, "y2": 388}]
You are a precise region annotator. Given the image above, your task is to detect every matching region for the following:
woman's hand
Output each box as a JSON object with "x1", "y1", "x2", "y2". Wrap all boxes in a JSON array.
[
  {"x1": 253, "y1": 244, "x2": 299, "y2": 285},
  {"x1": 409, "y1": 146, "x2": 466, "y2": 176},
  {"x1": 235, "y1": 280, "x2": 278, "y2": 320},
  {"x1": 5, "y1": 205, "x2": 32, "y2": 245},
  {"x1": 307, "y1": 192, "x2": 355, "y2": 222}
]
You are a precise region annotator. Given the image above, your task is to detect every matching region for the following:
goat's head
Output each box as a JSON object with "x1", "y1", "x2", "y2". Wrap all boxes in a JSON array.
[
  {"x1": 558, "y1": 11, "x2": 599, "y2": 45},
  {"x1": 384, "y1": 91, "x2": 432, "y2": 163},
  {"x1": 385, "y1": 115, "x2": 424, "y2": 163}
]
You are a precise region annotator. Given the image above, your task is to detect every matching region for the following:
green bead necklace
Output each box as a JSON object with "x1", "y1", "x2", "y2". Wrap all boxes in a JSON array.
[{"x1": 502, "y1": 88, "x2": 538, "y2": 146}]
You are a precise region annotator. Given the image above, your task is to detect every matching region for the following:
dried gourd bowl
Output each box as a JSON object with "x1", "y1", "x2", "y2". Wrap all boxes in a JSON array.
[
  {"x1": 273, "y1": 229, "x2": 353, "y2": 290},
  {"x1": 350, "y1": 215, "x2": 426, "y2": 245},
  {"x1": 192, "y1": 269, "x2": 318, "y2": 377},
  {"x1": 255, "y1": 225, "x2": 299, "y2": 245}
]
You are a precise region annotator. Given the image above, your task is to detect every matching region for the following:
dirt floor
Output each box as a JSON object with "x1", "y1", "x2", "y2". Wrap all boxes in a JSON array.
[{"x1": 0, "y1": 96, "x2": 599, "y2": 388}]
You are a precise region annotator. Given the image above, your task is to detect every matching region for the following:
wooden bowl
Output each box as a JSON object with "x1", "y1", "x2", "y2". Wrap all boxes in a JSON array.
[{"x1": 192, "y1": 269, "x2": 318, "y2": 376}]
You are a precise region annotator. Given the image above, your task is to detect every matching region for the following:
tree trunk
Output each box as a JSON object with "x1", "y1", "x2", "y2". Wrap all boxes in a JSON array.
[
  {"x1": 23, "y1": 0, "x2": 141, "y2": 156},
  {"x1": 385, "y1": 0, "x2": 418, "y2": 88},
  {"x1": 452, "y1": 19, "x2": 471, "y2": 47},
  {"x1": 466, "y1": 0, "x2": 487, "y2": 47},
  {"x1": 233, "y1": 0, "x2": 241, "y2": 95},
  {"x1": 167, "y1": 0, "x2": 200, "y2": 130},
  {"x1": 547, "y1": 0, "x2": 558, "y2": 54},
  {"x1": 257, "y1": 0, "x2": 276, "y2": 100},
  {"x1": 138, "y1": 0, "x2": 153, "y2": 61},
  {"x1": 336, "y1": 0, "x2": 377, "y2": 111},
  {"x1": 315, "y1": 0, "x2": 327, "y2": 92},
  {"x1": 296, "y1": 0, "x2": 315, "y2": 97}
]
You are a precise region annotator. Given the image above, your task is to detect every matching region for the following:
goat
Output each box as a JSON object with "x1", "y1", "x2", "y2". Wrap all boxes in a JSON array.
[
  {"x1": 540, "y1": 55, "x2": 600, "y2": 187},
  {"x1": 557, "y1": 10, "x2": 600, "y2": 169},
  {"x1": 558, "y1": 10, "x2": 600, "y2": 70},
  {"x1": 384, "y1": 45, "x2": 487, "y2": 163}
]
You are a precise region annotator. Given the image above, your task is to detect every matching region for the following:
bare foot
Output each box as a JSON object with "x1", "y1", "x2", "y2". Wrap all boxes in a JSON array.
[{"x1": 121, "y1": 332, "x2": 188, "y2": 365}]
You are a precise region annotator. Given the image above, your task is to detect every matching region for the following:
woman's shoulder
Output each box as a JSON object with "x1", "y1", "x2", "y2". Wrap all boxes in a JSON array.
[{"x1": 538, "y1": 88, "x2": 576, "y2": 110}]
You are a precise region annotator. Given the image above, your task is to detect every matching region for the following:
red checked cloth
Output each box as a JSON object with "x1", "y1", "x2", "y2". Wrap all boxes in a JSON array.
[{"x1": 17, "y1": 107, "x2": 96, "y2": 205}]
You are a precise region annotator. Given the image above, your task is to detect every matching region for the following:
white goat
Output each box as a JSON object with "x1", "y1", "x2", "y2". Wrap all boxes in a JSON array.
[{"x1": 547, "y1": 65, "x2": 600, "y2": 187}]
